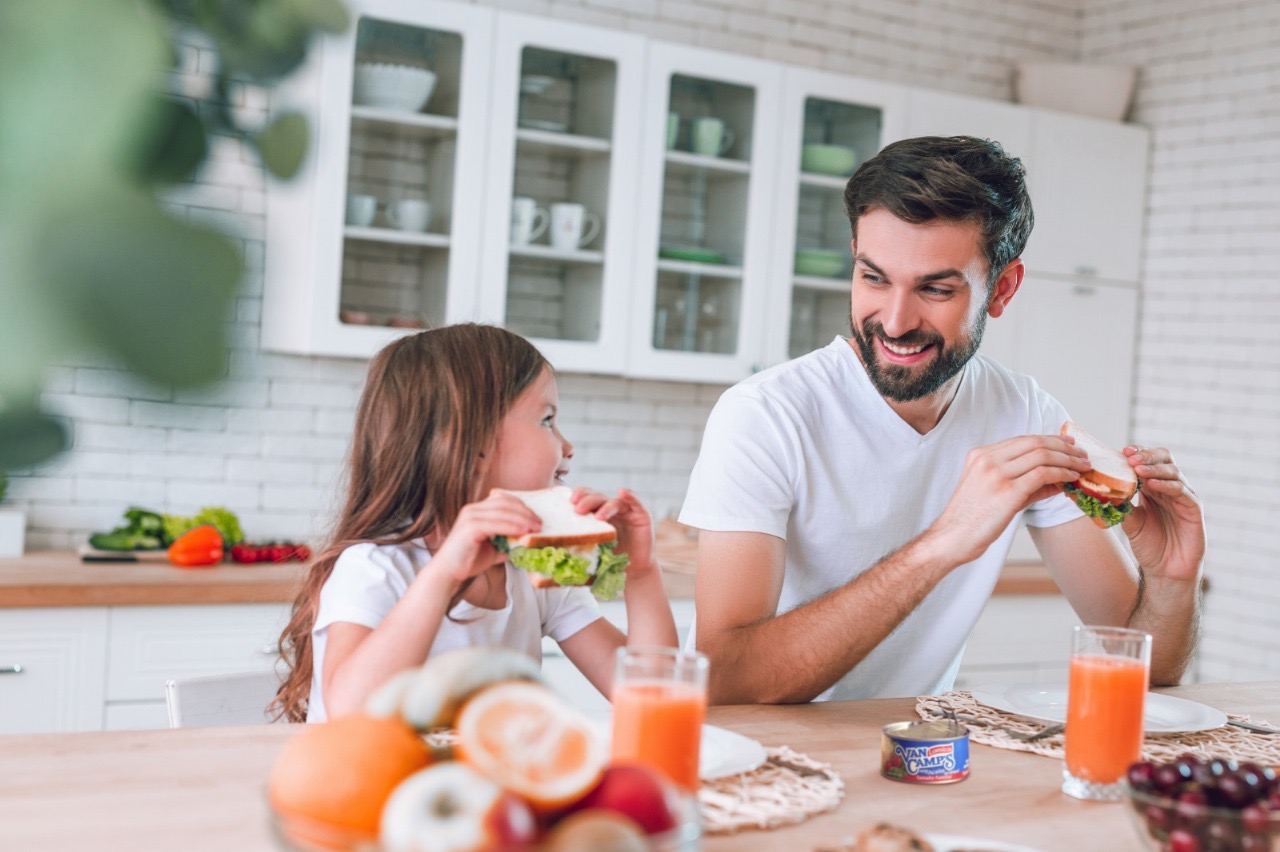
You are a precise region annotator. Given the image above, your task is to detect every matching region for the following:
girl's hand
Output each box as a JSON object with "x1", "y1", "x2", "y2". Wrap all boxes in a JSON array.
[
  {"x1": 429, "y1": 489, "x2": 542, "y2": 585},
  {"x1": 570, "y1": 487, "x2": 657, "y2": 577}
]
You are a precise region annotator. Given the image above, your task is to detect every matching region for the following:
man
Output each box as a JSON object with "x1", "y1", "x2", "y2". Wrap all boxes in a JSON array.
[{"x1": 679, "y1": 136, "x2": 1204, "y2": 704}]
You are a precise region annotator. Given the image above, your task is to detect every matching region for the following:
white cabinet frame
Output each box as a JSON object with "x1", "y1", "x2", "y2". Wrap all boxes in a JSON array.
[
  {"x1": 263, "y1": 0, "x2": 495, "y2": 357},
  {"x1": 476, "y1": 14, "x2": 646, "y2": 375},
  {"x1": 627, "y1": 42, "x2": 783, "y2": 383}
]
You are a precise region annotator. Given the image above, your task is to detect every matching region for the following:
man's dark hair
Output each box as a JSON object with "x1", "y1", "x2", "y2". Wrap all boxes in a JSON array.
[{"x1": 842, "y1": 135, "x2": 1034, "y2": 287}]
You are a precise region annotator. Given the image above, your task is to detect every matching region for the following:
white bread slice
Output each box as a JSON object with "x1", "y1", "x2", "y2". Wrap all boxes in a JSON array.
[
  {"x1": 1060, "y1": 421, "x2": 1137, "y2": 501},
  {"x1": 498, "y1": 485, "x2": 618, "y2": 548}
]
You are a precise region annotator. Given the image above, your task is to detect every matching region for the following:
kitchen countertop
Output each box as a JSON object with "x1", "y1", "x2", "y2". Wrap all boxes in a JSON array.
[
  {"x1": 0, "y1": 522, "x2": 1057, "y2": 608},
  {"x1": 0, "y1": 550, "x2": 308, "y2": 607}
]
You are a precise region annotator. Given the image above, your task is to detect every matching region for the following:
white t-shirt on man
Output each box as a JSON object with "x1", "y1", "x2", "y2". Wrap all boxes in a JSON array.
[
  {"x1": 307, "y1": 540, "x2": 602, "y2": 721},
  {"x1": 679, "y1": 336, "x2": 1081, "y2": 701}
]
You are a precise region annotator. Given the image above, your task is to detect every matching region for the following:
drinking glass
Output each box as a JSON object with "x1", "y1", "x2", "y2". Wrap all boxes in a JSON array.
[
  {"x1": 1062, "y1": 625, "x2": 1151, "y2": 801},
  {"x1": 611, "y1": 646, "x2": 709, "y2": 793}
]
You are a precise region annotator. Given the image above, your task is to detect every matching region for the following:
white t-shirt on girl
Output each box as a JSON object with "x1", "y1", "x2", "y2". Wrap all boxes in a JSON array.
[
  {"x1": 679, "y1": 336, "x2": 1082, "y2": 702},
  {"x1": 307, "y1": 540, "x2": 602, "y2": 721}
]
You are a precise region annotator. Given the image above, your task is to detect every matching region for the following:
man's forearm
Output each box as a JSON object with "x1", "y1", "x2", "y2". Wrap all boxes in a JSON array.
[
  {"x1": 700, "y1": 531, "x2": 958, "y2": 704},
  {"x1": 1127, "y1": 573, "x2": 1202, "y2": 686}
]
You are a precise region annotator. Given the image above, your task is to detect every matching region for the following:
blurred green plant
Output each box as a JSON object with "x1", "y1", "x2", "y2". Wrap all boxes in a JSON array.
[
  {"x1": 0, "y1": 473, "x2": 8, "y2": 504},
  {"x1": 0, "y1": 0, "x2": 348, "y2": 472}
]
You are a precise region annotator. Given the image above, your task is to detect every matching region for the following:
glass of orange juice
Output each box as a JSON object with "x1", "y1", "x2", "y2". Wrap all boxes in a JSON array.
[
  {"x1": 610, "y1": 646, "x2": 709, "y2": 793},
  {"x1": 1062, "y1": 625, "x2": 1152, "y2": 801}
]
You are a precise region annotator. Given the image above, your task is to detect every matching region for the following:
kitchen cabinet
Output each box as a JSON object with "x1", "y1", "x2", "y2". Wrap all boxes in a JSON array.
[
  {"x1": 906, "y1": 88, "x2": 1033, "y2": 160},
  {"x1": 0, "y1": 608, "x2": 107, "y2": 734},
  {"x1": 262, "y1": 11, "x2": 1150, "y2": 392},
  {"x1": 0, "y1": 603, "x2": 289, "y2": 734},
  {"x1": 762, "y1": 68, "x2": 909, "y2": 367},
  {"x1": 626, "y1": 43, "x2": 783, "y2": 383},
  {"x1": 474, "y1": 15, "x2": 645, "y2": 374},
  {"x1": 103, "y1": 603, "x2": 290, "y2": 730},
  {"x1": 1021, "y1": 111, "x2": 1149, "y2": 282},
  {"x1": 263, "y1": 0, "x2": 494, "y2": 357}
]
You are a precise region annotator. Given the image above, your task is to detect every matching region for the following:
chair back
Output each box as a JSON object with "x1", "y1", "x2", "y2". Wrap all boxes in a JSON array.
[{"x1": 164, "y1": 670, "x2": 282, "y2": 728}]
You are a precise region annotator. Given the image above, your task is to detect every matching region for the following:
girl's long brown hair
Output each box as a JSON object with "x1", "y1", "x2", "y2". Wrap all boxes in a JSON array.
[{"x1": 270, "y1": 324, "x2": 549, "y2": 722}]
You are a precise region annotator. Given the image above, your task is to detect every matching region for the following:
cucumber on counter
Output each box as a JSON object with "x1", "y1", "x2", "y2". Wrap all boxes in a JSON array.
[{"x1": 87, "y1": 507, "x2": 164, "y2": 551}]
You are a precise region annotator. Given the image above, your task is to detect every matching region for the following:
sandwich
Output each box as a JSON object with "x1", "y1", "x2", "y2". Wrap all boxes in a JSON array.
[
  {"x1": 492, "y1": 485, "x2": 629, "y2": 600},
  {"x1": 1060, "y1": 421, "x2": 1140, "y2": 529}
]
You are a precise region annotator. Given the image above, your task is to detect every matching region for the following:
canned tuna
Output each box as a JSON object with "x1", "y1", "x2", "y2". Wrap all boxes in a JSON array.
[{"x1": 881, "y1": 719, "x2": 970, "y2": 784}]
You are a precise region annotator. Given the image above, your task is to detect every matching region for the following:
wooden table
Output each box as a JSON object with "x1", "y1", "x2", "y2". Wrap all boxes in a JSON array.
[{"x1": 4, "y1": 682, "x2": 1272, "y2": 851}]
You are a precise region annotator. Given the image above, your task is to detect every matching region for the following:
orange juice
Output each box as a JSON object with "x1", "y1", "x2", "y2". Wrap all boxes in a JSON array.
[
  {"x1": 1065, "y1": 654, "x2": 1147, "y2": 783},
  {"x1": 611, "y1": 679, "x2": 707, "y2": 792}
]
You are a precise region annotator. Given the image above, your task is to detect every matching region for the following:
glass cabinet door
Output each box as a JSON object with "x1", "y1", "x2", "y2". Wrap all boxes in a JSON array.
[
  {"x1": 262, "y1": 0, "x2": 492, "y2": 357},
  {"x1": 476, "y1": 15, "x2": 645, "y2": 375},
  {"x1": 339, "y1": 17, "x2": 461, "y2": 331},
  {"x1": 762, "y1": 69, "x2": 908, "y2": 368},
  {"x1": 628, "y1": 43, "x2": 781, "y2": 383}
]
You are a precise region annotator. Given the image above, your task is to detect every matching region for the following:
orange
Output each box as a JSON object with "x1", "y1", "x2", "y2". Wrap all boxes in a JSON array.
[
  {"x1": 267, "y1": 713, "x2": 432, "y2": 846},
  {"x1": 454, "y1": 681, "x2": 608, "y2": 811}
]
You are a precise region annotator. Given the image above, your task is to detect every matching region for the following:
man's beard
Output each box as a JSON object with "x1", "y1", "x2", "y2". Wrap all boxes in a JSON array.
[{"x1": 849, "y1": 311, "x2": 985, "y2": 402}]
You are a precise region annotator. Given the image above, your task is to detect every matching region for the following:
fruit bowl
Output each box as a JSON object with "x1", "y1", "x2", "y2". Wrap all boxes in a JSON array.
[
  {"x1": 270, "y1": 792, "x2": 701, "y2": 851},
  {"x1": 801, "y1": 143, "x2": 857, "y2": 176},
  {"x1": 1124, "y1": 756, "x2": 1280, "y2": 852},
  {"x1": 352, "y1": 63, "x2": 437, "y2": 113}
]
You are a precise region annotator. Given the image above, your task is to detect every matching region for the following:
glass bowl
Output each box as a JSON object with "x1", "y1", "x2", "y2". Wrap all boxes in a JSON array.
[
  {"x1": 1125, "y1": 782, "x2": 1280, "y2": 851},
  {"x1": 270, "y1": 791, "x2": 701, "y2": 851}
]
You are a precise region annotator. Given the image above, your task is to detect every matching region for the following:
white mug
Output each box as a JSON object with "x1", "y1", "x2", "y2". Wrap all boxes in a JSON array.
[
  {"x1": 691, "y1": 117, "x2": 735, "y2": 157},
  {"x1": 510, "y1": 196, "x2": 549, "y2": 246},
  {"x1": 345, "y1": 193, "x2": 377, "y2": 227},
  {"x1": 386, "y1": 199, "x2": 432, "y2": 232},
  {"x1": 549, "y1": 202, "x2": 601, "y2": 251}
]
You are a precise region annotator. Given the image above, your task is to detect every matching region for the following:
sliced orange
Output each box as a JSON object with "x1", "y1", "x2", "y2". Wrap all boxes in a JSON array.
[{"x1": 454, "y1": 680, "x2": 608, "y2": 810}]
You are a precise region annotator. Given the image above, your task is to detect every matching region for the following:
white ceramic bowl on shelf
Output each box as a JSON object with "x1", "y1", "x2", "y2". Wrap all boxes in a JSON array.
[{"x1": 352, "y1": 63, "x2": 437, "y2": 113}]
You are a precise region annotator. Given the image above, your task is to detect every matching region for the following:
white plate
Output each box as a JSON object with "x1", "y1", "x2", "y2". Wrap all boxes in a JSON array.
[
  {"x1": 926, "y1": 834, "x2": 1043, "y2": 852},
  {"x1": 969, "y1": 682, "x2": 1228, "y2": 733},
  {"x1": 590, "y1": 717, "x2": 766, "y2": 780},
  {"x1": 699, "y1": 723, "x2": 767, "y2": 780}
]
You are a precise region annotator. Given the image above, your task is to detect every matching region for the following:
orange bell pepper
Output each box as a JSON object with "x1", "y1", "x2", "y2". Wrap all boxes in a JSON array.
[{"x1": 168, "y1": 523, "x2": 225, "y2": 567}]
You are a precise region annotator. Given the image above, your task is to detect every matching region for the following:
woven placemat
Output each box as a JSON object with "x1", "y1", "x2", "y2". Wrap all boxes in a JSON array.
[
  {"x1": 916, "y1": 691, "x2": 1280, "y2": 765},
  {"x1": 699, "y1": 745, "x2": 844, "y2": 835}
]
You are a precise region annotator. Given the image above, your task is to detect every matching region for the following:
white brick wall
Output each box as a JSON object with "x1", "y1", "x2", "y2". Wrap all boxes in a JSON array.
[
  {"x1": 10, "y1": 0, "x2": 1278, "y2": 687},
  {"x1": 1081, "y1": 0, "x2": 1280, "y2": 682}
]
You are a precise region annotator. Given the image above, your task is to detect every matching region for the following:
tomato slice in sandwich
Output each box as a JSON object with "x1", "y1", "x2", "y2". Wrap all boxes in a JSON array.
[{"x1": 1072, "y1": 480, "x2": 1127, "y2": 505}]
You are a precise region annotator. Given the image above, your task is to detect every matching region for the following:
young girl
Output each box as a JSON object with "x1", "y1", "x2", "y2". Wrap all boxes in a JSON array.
[{"x1": 272, "y1": 324, "x2": 677, "y2": 722}]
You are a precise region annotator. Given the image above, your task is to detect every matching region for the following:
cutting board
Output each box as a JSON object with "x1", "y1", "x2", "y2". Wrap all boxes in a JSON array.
[{"x1": 78, "y1": 544, "x2": 171, "y2": 563}]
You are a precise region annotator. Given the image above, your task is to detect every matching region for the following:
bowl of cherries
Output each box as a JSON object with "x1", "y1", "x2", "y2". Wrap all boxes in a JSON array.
[{"x1": 1125, "y1": 753, "x2": 1280, "y2": 852}]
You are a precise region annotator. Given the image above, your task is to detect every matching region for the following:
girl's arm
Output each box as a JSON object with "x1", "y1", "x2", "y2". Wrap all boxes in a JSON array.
[
  {"x1": 559, "y1": 488, "x2": 679, "y2": 698},
  {"x1": 321, "y1": 491, "x2": 541, "y2": 717}
]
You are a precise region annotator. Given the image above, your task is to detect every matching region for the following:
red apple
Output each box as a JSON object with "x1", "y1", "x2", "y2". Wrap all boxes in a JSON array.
[
  {"x1": 571, "y1": 762, "x2": 683, "y2": 835},
  {"x1": 380, "y1": 762, "x2": 537, "y2": 851}
]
